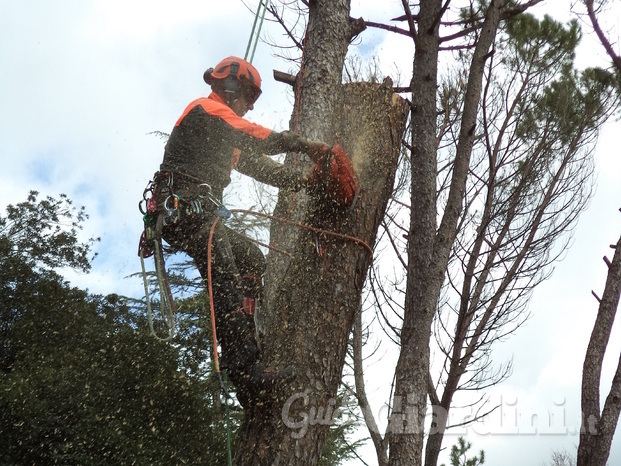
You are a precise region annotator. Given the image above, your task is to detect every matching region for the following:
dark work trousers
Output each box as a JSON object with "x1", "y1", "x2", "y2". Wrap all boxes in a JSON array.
[{"x1": 161, "y1": 206, "x2": 266, "y2": 388}]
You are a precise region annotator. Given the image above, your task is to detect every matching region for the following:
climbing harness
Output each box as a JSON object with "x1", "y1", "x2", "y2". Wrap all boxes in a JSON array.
[
  {"x1": 137, "y1": 170, "x2": 372, "y2": 343},
  {"x1": 138, "y1": 172, "x2": 233, "y2": 341}
]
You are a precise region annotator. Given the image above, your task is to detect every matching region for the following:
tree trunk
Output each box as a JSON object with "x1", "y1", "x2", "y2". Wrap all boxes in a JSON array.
[
  {"x1": 577, "y1": 234, "x2": 621, "y2": 466},
  {"x1": 234, "y1": 68, "x2": 409, "y2": 466},
  {"x1": 389, "y1": 1, "x2": 508, "y2": 465},
  {"x1": 387, "y1": 1, "x2": 442, "y2": 464},
  {"x1": 263, "y1": 0, "x2": 352, "y2": 315}
]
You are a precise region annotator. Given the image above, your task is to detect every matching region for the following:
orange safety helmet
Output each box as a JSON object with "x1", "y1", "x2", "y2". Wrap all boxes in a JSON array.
[{"x1": 204, "y1": 56, "x2": 262, "y2": 104}]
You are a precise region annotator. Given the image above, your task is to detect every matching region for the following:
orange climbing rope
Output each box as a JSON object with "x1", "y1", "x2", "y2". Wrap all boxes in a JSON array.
[
  {"x1": 207, "y1": 215, "x2": 223, "y2": 374},
  {"x1": 231, "y1": 208, "x2": 374, "y2": 258},
  {"x1": 205, "y1": 207, "x2": 373, "y2": 373}
]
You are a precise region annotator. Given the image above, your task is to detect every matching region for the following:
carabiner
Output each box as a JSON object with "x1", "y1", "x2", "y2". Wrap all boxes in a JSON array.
[
  {"x1": 164, "y1": 194, "x2": 179, "y2": 211},
  {"x1": 217, "y1": 205, "x2": 232, "y2": 219},
  {"x1": 198, "y1": 183, "x2": 212, "y2": 196}
]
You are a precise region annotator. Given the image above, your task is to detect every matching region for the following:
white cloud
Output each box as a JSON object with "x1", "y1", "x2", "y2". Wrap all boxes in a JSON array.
[{"x1": 82, "y1": 0, "x2": 246, "y2": 43}]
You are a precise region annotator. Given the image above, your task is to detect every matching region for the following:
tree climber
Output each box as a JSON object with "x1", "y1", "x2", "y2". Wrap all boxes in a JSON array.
[{"x1": 146, "y1": 56, "x2": 357, "y2": 406}]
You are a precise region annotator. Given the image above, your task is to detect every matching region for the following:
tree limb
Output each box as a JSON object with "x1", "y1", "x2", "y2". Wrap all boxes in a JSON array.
[
  {"x1": 579, "y1": 234, "x2": 621, "y2": 465},
  {"x1": 353, "y1": 305, "x2": 388, "y2": 466},
  {"x1": 585, "y1": 0, "x2": 621, "y2": 72}
]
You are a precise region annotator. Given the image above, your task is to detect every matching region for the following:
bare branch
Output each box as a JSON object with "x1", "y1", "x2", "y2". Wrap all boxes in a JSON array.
[
  {"x1": 585, "y1": 0, "x2": 621, "y2": 73},
  {"x1": 353, "y1": 306, "x2": 388, "y2": 466}
]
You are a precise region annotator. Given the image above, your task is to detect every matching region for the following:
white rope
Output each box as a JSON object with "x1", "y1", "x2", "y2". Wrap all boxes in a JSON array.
[{"x1": 140, "y1": 242, "x2": 176, "y2": 342}]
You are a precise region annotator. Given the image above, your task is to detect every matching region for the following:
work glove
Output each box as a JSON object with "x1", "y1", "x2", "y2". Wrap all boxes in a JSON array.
[
  {"x1": 306, "y1": 142, "x2": 332, "y2": 164},
  {"x1": 308, "y1": 144, "x2": 359, "y2": 207}
]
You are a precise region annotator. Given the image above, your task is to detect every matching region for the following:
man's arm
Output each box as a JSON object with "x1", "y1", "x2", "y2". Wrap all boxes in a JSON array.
[{"x1": 235, "y1": 153, "x2": 308, "y2": 191}]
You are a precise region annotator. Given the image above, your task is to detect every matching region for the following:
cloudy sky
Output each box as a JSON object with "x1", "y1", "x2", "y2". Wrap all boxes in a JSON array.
[{"x1": 1, "y1": 1, "x2": 620, "y2": 465}]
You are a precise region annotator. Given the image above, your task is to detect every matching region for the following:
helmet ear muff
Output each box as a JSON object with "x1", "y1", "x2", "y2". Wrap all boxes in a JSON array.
[
  {"x1": 222, "y1": 62, "x2": 241, "y2": 94},
  {"x1": 204, "y1": 63, "x2": 241, "y2": 95},
  {"x1": 203, "y1": 67, "x2": 214, "y2": 85}
]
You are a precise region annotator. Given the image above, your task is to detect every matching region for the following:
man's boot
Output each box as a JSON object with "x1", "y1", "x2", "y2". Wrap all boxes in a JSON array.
[
  {"x1": 248, "y1": 363, "x2": 296, "y2": 390},
  {"x1": 219, "y1": 309, "x2": 295, "y2": 405}
]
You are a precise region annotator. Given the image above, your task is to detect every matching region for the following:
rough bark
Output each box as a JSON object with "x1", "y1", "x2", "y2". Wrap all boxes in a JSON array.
[
  {"x1": 263, "y1": 0, "x2": 352, "y2": 316},
  {"x1": 387, "y1": 2, "x2": 441, "y2": 465},
  {"x1": 577, "y1": 232, "x2": 621, "y2": 466},
  {"x1": 234, "y1": 79, "x2": 409, "y2": 464}
]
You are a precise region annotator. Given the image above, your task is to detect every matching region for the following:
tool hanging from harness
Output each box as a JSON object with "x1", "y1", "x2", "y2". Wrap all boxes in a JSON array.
[
  {"x1": 137, "y1": 171, "x2": 232, "y2": 341},
  {"x1": 137, "y1": 174, "x2": 177, "y2": 341}
]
